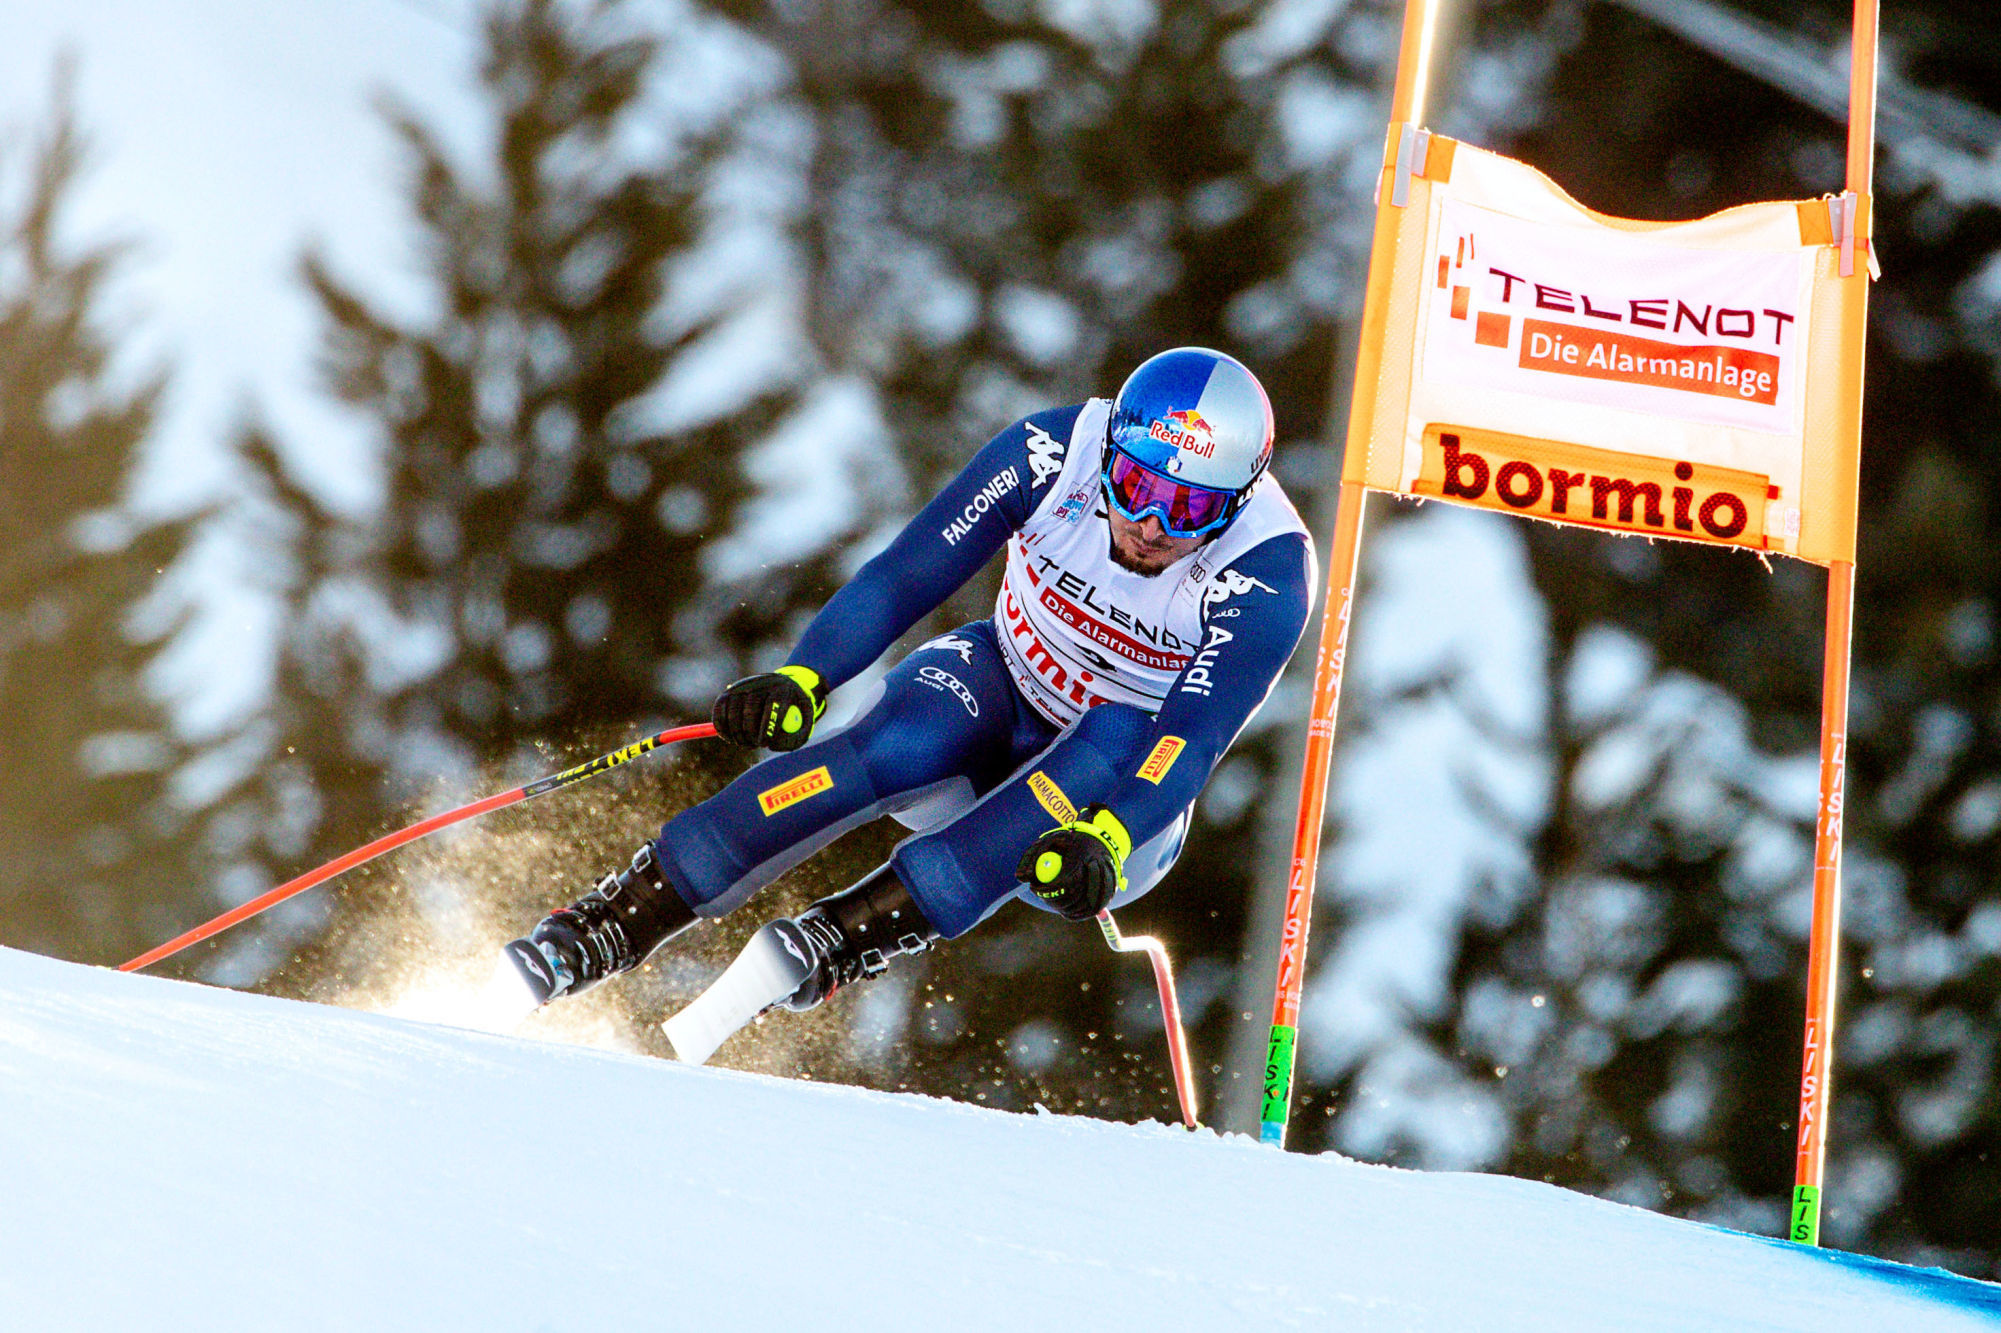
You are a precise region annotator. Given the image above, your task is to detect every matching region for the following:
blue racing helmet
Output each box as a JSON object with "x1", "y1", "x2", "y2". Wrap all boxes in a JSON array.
[{"x1": 1103, "y1": 347, "x2": 1275, "y2": 538}]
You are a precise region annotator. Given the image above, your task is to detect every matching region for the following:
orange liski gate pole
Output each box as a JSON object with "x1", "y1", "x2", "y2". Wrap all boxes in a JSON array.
[
  {"x1": 1257, "y1": 0, "x2": 1438, "y2": 1147},
  {"x1": 1792, "y1": 0, "x2": 1879, "y2": 1249}
]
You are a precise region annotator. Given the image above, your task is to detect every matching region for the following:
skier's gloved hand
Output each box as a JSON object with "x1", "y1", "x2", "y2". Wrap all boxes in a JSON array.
[
  {"x1": 712, "y1": 665, "x2": 827, "y2": 751},
  {"x1": 1016, "y1": 804, "x2": 1131, "y2": 922}
]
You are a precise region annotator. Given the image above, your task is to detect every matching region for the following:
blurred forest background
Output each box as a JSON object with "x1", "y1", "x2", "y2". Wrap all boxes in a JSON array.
[{"x1": 3, "y1": 0, "x2": 1999, "y2": 1277}]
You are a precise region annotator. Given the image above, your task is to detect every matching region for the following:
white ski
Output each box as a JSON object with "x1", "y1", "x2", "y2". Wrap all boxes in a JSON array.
[{"x1": 662, "y1": 921, "x2": 814, "y2": 1065}]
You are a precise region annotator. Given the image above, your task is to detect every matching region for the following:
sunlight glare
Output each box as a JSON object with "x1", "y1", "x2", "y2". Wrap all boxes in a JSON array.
[{"x1": 372, "y1": 955, "x2": 543, "y2": 1034}]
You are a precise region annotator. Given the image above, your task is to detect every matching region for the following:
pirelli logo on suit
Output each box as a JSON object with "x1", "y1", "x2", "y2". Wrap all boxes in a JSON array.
[
  {"x1": 1137, "y1": 736, "x2": 1185, "y2": 785},
  {"x1": 758, "y1": 766, "x2": 834, "y2": 816}
]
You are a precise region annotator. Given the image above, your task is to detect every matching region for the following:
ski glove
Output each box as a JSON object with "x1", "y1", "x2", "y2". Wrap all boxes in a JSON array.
[
  {"x1": 1016, "y1": 804, "x2": 1131, "y2": 922},
  {"x1": 712, "y1": 665, "x2": 827, "y2": 752}
]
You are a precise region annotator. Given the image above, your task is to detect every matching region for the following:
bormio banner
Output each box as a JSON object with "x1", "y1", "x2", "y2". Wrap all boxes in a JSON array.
[{"x1": 1344, "y1": 135, "x2": 1868, "y2": 565}]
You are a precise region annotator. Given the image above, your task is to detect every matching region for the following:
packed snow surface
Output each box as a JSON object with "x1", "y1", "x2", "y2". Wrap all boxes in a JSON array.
[{"x1": 3, "y1": 946, "x2": 1997, "y2": 1331}]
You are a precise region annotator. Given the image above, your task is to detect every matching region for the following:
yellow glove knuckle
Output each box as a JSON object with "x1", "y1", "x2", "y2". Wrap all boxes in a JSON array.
[{"x1": 1089, "y1": 809, "x2": 1132, "y2": 861}]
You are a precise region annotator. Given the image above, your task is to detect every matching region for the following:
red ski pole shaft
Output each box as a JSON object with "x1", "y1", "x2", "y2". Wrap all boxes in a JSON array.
[
  {"x1": 1098, "y1": 909, "x2": 1199, "y2": 1130},
  {"x1": 120, "y1": 723, "x2": 717, "y2": 974}
]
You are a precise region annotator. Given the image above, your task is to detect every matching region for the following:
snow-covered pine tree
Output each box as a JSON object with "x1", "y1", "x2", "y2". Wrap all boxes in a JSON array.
[
  {"x1": 228, "y1": 0, "x2": 863, "y2": 1000},
  {"x1": 0, "y1": 74, "x2": 209, "y2": 966},
  {"x1": 300, "y1": 0, "x2": 810, "y2": 759},
  {"x1": 188, "y1": 423, "x2": 389, "y2": 979}
]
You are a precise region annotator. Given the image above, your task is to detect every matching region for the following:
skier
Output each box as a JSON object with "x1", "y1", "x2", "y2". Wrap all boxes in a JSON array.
[{"x1": 503, "y1": 347, "x2": 1316, "y2": 1063}]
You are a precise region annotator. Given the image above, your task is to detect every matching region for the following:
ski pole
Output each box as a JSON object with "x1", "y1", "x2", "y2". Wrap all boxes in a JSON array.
[
  {"x1": 120, "y1": 722, "x2": 718, "y2": 974},
  {"x1": 1097, "y1": 908, "x2": 1199, "y2": 1130}
]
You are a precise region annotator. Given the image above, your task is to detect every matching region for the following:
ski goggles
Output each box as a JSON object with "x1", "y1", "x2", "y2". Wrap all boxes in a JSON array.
[{"x1": 1102, "y1": 448, "x2": 1243, "y2": 539}]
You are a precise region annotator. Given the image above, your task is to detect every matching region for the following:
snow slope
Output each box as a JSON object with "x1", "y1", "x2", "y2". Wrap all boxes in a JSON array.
[{"x1": 3, "y1": 946, "x2": 1997, "y2": 1332}]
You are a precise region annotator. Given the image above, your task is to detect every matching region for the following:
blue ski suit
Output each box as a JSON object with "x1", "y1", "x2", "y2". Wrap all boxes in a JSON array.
[{"x1": 653, "y1": 403, "x2": 1316, "y2": 939}]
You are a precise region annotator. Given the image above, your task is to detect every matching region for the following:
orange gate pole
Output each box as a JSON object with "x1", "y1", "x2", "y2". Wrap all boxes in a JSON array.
[
  {"x1": 1791, "y1": 0, "x2": 1878, "y2": 1247},
  {"x1": 1793, "y1": 565, "x2": 1854, "y2": 1244},
  {"x1": 1259, "y1": 482, "x2": 1366, "y2": 1144},
  {"x1": 1258, "y1": 0, "x2": 1439, "y2": 1148}
]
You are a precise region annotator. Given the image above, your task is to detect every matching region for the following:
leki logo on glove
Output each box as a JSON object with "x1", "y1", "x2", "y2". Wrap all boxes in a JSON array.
[
  {"x1": 1137, "y1": 736, "x2": 1185, "y2": 784},
  {"x1": 758, "y1": 766, "x2": 834, "y2": 816},
  {"x1": 1027, "y1": 770, "x2": 1078, "y2": 826}
]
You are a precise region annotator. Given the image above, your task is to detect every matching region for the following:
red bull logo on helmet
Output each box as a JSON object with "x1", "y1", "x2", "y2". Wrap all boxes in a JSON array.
[{"x1": 1148, "y1": 408, "x2": 1216, "y2": 459}]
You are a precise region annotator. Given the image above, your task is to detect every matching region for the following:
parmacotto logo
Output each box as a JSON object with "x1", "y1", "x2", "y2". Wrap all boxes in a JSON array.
[
  {"x1": 1028, "y1": 770, "x2": 1079, "y2": 825},
  {"x1": 757, "y1": 766, "x2": 834, "y2": 816},
  {"x1": 1415, "y1": 426, "x2": 1775, "y2": 549}
]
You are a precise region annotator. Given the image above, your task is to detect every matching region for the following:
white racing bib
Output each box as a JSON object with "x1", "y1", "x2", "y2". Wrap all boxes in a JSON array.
[{"x1": 994, "y1": 399, "x2": 1308, "y2": 726}]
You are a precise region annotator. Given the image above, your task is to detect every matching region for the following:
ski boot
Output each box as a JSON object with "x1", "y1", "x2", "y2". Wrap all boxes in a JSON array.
[
  {"x1": 662, "y1": 864, "x2": 939, "y2": 1064},
  {"x1": 503, "y1": 842, "x2": 699, "y2": 1006}
]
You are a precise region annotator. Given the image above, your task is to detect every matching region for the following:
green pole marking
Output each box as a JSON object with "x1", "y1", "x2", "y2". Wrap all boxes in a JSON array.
[
  {"x1": 1790, "y1": 1185, "x2": 1821, "y2": 1246},
  {"x1": 1259, "y1": 1024, "x2": 1298, "y2": 1145}
]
